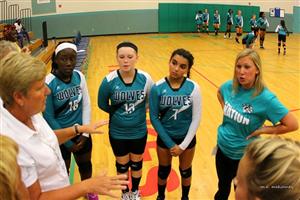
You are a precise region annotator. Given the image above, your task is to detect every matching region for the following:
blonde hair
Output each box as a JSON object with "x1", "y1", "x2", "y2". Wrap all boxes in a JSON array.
[
  {"x1": 0, "y1": 40, "x2": 19, "y2": 60},
  {"x1": 233, "y1": 49, "x2": 265, "y2": 97},
  {"x1": 0, "y1": 135, "x2": 20, "y2": 200},
  {"x1": 0, "y1": 52, "x2": 47, "y2": 106},
  {"x1": 245, "y1": 137, "x2": 300, "y2": 200}
]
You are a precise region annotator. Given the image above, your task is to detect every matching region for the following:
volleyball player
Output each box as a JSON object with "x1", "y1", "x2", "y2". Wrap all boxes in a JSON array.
[
  {"x1": 43, "y1": 41, "x2": 98, "y2": 200},
  {"x1": 98, "y1": 41, "x2": 153, "y2": 200},
  {"x1": 149, "y1": 49, "x2": 202, "y2": 200}
]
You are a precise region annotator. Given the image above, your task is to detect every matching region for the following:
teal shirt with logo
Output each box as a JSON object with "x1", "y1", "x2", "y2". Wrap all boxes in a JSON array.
[
  {"x1": 217, "y1": 80, "x2": 288, "y2": 160},
  {"x1": 98, "y1": 69, "x2": 153, "y2": 139}
]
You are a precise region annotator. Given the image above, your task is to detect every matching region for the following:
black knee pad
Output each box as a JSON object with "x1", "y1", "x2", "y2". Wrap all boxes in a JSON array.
[
  {"x1": 158, "y1": 165, "x2": 171, "y2": 180},
  {"x1": 278, "y1": 42, "x2": 281, "y2": 47},
  {"x1": 180, "y1": 167, "x2": 192, "y2": 179},
  {"x1": 116, "y1": 161, "x2": 130, "y2": 174},
  {"x1": 283, "y1": 43, "x2": 286, "y2": 47},
  {"x1": 78, "y1": 161, "x2": 92, "y2": 173},
  {"x1": 130, "y1": 160, "x2": 143, "y2": 171}
]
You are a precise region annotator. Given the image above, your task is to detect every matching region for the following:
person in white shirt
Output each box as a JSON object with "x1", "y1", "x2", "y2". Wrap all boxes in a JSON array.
[
  {"x1": 14, "y1": 18, "x2": 31, "y2": 48},
  {"x1": 0, "y1": 52, "x2": 128, "y2": 200}
]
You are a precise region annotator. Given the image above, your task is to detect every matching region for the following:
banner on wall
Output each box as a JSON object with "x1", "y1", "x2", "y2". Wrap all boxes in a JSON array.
[
  {"x1": 37, "y1": 0, "x2": 50, "y2": 4},
  {"x1": 269, "y1": 7, "x2": 284, "y2": 18}
]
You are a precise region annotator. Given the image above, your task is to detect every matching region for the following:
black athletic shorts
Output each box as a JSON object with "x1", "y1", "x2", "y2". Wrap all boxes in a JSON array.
[
  {"x1": 227, "y1": 22, "x2": 232, "y2": 25},
  {"x1": 259, "y1": 28, "x2": 266, "y2": 31},
  {"x1": 242, "y1": 38, "x2": 247, "y2": 45},
  {"x1": 278, "y1": 34, "x2": 286, "y2": 42},
  {"x1": 109, "y1": 134, "x2": 147, "y2": 156},
  {"x1": 157, "y1": 135, "x2": 196, "y2": 149}
]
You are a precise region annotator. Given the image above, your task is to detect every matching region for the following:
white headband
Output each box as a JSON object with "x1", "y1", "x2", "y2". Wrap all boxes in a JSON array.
[{"x1": 55, "y1": 43, "x2": 77, "y2": 55}]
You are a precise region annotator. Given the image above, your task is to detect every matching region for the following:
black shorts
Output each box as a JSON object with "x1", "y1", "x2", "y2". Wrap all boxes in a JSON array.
[
  {"x1": 109, "y1": 134, "x2": 147, "y2": 156},
  {"x1": 203, "y1": 20, "x2": 208, "y2": 23},
  {"x1": 227, "y1": 22, "x2": 232, "y2": 25},
  {"x1": 259, "y1": 28, "x2": 266, "y2": 31},
  {"x1": 157, "y1": 135, "x2": 196, "y2": 149},
  {"x1": 278, "y1": 34, "x2": 286, "y2": 42},
  {"x1": 60, "y1": 135, "x2": 92, "y2": 160},
  {"x1": 242, "y1": 38, "x2": 247, "y2": 45}
]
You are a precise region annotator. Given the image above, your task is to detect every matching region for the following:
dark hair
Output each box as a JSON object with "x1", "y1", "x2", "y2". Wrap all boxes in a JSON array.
[
  {"x1": 51, "y1": 41, "x2": 75, "y2": 72},
  {"x1": 170, "y1": 48, "x2": 194, "y2": 78},
  {"x1": 280, "y1": 19, "x2": 288, "y2": 33},
  {"x1": 228, "y1": 9, "x2": 233, "y2": 14},
  {"x1": 117, "y1": 41, "x2": 138, "y2": 53},
  {"x1": 198, "y1": 10, "x2": 202, "y2": 14},
  {"x1": 259, "y1": 12, "x2": 264, "y2": 18}
]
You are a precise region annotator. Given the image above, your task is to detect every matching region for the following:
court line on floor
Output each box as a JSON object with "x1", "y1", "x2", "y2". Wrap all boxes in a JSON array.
[{"x1": 192, "y1": 68, "x2": 300, "y2": 113}]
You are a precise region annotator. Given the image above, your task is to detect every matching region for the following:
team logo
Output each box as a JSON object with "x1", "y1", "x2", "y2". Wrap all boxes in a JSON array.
[{"x1": 242, "y1": 104, "x2": 253, "y2": 113}]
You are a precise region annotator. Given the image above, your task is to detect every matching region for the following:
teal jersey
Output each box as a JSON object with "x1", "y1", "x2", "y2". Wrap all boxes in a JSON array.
[
  {"x1": 235, "y1": 15, "x2": 243, "y2": 27},
  {"x1": 44, "y1": 70, "x2": 90, "y2": 129},
  {"x1": 149, "y1": 78, "x2": 202, "y2": 150},
  {"x1": 98, "y1": 69, "x2": 153, "y2": 139},
  {"x1": 249, "y1": 18, "x2": 257, "y2": 28},
  {"x1": 275, "y1": 25, "x2": 288, "y2": 36},
  {"x1": 202, "y1": 13, "x2": 209, "y2": 22},
  {"x1": 243, "y1": 31, "x2": 256, "y2": 47},
  {"x1": 213, "y1": 14, "x2": 220, "y2": 24},
  {"x1": 257, "y1": 17, "x2": 269, "y2": 29},
  {"x1": 195, "y1": 13, "x2": 203, "y2": 25},
  {"x1": 217, "y1": 81, "x2": 289, "y2": 160},
  {"x1": 226, "y1": 13, "x2": 233, "y2": 24}
]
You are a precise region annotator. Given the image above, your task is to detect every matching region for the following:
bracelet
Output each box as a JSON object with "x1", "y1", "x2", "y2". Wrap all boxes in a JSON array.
[{"x1": 74, "y1": 124, "x2": 80, "y2": 135}]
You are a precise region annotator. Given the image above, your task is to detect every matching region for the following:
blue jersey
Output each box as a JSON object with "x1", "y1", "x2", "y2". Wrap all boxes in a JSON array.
[
  {"x1": 257, "y1": 17, "x2": 269, "y2": 29},
  {"x1": 235, "y1": 15, "x2": 243, "y2": 27},
  {"x1": 213, "y1": 14, "x2": 220, "y2": 24},
  {"x1": 149, "y1": 78, "x2": 202, "y2": 150},
  {"x1": 98, "y1": 69, "x2": 153, "y2": 139},
  {"x1": 217, "y1": 81, "x2": 289, "y2": 160}
]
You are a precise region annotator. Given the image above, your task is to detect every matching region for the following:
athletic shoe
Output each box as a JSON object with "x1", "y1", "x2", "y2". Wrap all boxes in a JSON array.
[
  {"x1": 86, "y1": 193, "x2": 99, "y2": 200},
  {"x1": 121, "y1": 192, "x2": 131, "y2": 200},
  {"x1": 131, "y1": 190, "x2": 141, "y2": 200},
  {"x1": 224, "y1": 35, "x2": 227, "y2": 39},
  {"x1": 181, "y1": 197, "x2": 189, "y2": 200}
]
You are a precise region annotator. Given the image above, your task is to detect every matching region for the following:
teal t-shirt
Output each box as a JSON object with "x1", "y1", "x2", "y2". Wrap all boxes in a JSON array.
[{"x1": 217, "y1": 80, "x2": 289, "y2": 160}]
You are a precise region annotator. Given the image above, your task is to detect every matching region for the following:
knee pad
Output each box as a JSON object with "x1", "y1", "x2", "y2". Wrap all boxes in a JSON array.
[
  {"x1": 283, "y1": 43, "x2": 286, "y2": 47},
  {"x1": 278, "y1": 42, "x2": 281, "y2": 47},
  {"x1": 78, "y1": 161, "x2": 92, "y2": 173},
  {"x1": 116, "y1": 161, "x2": 130, "y2": 174},
  {"x1": 130, "y1": 160, "x2": 143, "y2": 171},
  {"x1": 158, "y1": 165, "x2": 171, "y2": 180},
  {"x1": 180, "y1": 167, "x2": 192, "y2": 179}
]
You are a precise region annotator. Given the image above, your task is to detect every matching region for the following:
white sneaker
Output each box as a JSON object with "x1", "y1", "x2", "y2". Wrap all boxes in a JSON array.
[
  {"x1": 224, "y1": 35, "x2": 227, "y2": 39},
  {"x1": 121, "y1": 192, "x2": 131, "y2": 200},
  {"x1": 131, "y1": 190, "x2": 141, "y2": 200}
]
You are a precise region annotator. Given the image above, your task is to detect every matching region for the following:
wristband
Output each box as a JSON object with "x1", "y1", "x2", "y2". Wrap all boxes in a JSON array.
[{"x1": 74, "y1": 124, "x2": 80, "y2": 135}]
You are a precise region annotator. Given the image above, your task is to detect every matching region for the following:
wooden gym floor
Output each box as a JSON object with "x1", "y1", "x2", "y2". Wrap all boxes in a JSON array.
[{"x1": 71, "y1": 32, "x2": 300, "y2": 200}]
